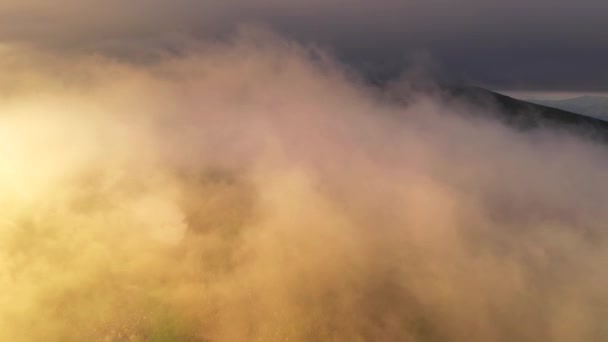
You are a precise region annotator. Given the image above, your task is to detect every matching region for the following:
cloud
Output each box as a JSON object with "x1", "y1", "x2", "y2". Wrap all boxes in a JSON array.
[{"x1": 0, "y1": 31, "x2": 607, "y2": 341}]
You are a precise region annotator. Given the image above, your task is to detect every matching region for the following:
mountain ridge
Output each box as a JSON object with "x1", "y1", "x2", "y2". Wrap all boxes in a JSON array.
[
  {"x1": 527, "y1": 96, "x2": 608, "y2": 120},
  {"x1": 441, "y1": 85, "x2": 608, "y2": 142}
]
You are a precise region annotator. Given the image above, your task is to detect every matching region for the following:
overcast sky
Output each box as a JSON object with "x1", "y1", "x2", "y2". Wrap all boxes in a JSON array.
[{"x1": 1, "y1": 0, "x2": 607, "y2": 92}]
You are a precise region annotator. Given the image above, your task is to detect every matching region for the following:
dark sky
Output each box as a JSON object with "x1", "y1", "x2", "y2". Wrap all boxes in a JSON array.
[{"x1": 1, "y1": 0, "x2": 607, "y2": 91}]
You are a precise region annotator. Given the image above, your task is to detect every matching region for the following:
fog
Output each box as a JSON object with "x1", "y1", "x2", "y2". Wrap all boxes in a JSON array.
[{"x1": 0, "y1": 30, "x2": 607, "y2": 341}]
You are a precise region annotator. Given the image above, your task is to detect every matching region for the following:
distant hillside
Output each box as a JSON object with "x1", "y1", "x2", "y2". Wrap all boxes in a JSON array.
[
  {"x1": 442, "y1": 86, "x2": 608, "y2": 142},
  {"x1": 527, "y1": 96, "x2": 608, "y2": 121}
]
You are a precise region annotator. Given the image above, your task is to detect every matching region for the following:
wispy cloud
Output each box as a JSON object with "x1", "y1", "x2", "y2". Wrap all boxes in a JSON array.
[{"x1": 0, "y1": 31, "x2": 606, "y2": 340}]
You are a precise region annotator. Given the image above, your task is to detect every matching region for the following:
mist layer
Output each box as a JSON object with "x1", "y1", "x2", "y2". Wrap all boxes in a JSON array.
[{"x1": 0, "y1": 31, "x2": 607, "y2": 341}]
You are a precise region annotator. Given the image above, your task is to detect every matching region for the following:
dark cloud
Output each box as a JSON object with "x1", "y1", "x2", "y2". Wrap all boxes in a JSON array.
[{"x1": 1, "y1": 0, "x2": 607, "y2": 90}]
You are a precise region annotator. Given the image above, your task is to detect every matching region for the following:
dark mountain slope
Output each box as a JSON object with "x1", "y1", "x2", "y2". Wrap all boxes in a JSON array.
[
  {"x1": 528, "y1": 96, "x2": 608, "y2": 120},
  {"x1": 443, "y1": 86, "x2": 608, "y2": 142}
]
